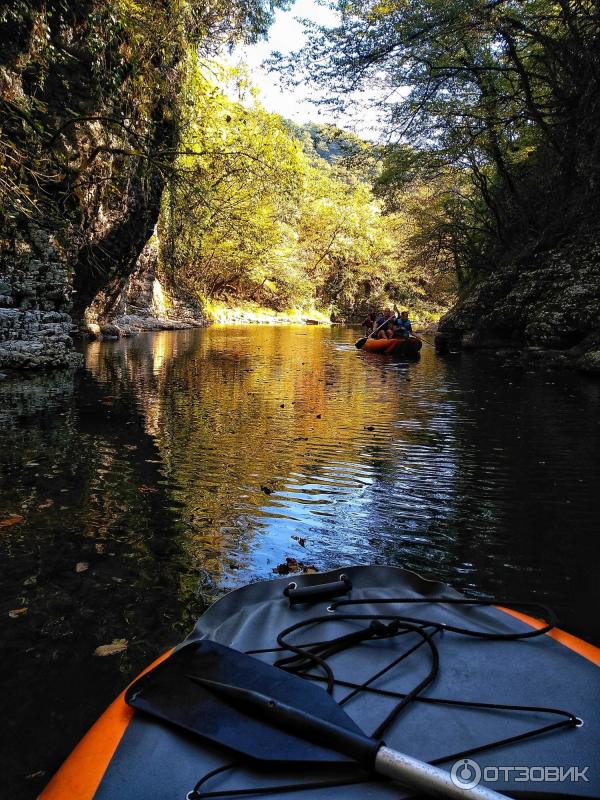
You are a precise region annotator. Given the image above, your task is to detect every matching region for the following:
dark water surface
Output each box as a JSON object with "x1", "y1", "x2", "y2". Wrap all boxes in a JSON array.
[{"x1": 1, "y1": 324, "x2": 599, "y2": 797}]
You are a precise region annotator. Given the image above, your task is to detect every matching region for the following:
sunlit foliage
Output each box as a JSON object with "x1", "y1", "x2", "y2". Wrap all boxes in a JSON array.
[
  {"x1": 0, "y1": 0, "x2": 288, "y2": 224},
  {"x1": 160, "y1": 61, "x2": 453, "y2": 319}
]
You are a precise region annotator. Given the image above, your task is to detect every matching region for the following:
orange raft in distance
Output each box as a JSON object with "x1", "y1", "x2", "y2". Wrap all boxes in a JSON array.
[{"x1": 362, "y1": 336, "x2": 423, "y2": 356}]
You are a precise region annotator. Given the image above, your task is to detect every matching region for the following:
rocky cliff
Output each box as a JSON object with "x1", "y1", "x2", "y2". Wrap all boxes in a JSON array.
[
  {"x1": 83, "y1": 231, "x2": 204, "y2": 337},
  {"x1": 435, "y1": 235, "x2": 600, "y2": 373},
  {"x1": 0, "y1": 1, "x2": 185, "y2": 369}
]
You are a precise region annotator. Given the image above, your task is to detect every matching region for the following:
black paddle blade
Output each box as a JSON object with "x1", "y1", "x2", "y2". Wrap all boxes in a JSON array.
[
  {"x1": 355, "y1": 337, "x2": 367, "y2": 349},
  {"x1": 126, "y1": 640, "x2": 363, "y2": 764}
]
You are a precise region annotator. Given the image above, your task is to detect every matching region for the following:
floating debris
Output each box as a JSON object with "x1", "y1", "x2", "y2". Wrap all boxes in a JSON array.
[
  {"x1": 0, "y1": 514, "x2": 24, "y2": 528},
  {"x1": 273, "y1": 557, "x2": 317, "y2": 575},
  {"x1": 25, "y1": 771, "x2": 46, "y2": 781},
  {"x1": 94, "y1": 639, "x2": 128, "y2": 657}
]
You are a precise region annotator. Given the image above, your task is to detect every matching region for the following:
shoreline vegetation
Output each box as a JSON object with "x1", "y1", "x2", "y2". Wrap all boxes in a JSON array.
[
  {"x1": 204, "y1": 298, "x2": 446, "y2": 329},
  {"x1": 85, "y1": 295, "x2": 446, "y2": 338},
  {"x1": 204, "y1": 300, "x2": 331, "y2": 326},
  {"x1": 85, "y1": 302, "x2": 331, "y2": 337}
]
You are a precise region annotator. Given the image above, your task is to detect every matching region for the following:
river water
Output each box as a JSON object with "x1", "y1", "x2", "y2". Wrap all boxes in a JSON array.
[{"x1": 1, "y1": 324, "x2": 599, "y2": 797}]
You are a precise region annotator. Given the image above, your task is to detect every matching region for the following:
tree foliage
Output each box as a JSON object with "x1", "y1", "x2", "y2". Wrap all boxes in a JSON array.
[
  {"x1": 160, "y1": 63, "x2": 304, "y2": 302},
  {"x1": 273, "y1": 0, "x2": 600, "y2": 285},
  {"x1": 0, "y1": 0, "x2": 288, "y2": 224},
  {"x1": 160, "y1": 61, "x2": 453, "y2": 319}
]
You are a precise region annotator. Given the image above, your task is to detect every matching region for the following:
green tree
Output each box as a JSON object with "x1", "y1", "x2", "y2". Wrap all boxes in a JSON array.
[
  {"x1": 160, "y1": 61, "x2": 305, "y2": 303},
  {"x1": 273, "y1": 0, "x2": 600, "y2": 281},
  {"x1": 160, "y1": 60, "x2": 454, "y2": 319}
]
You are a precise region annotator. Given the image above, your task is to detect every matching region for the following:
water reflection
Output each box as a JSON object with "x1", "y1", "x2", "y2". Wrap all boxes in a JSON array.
[
  {"x1": 1, "y1": 324, "x2": 599, "y2": 798},
  {"x1": 86, "y1": 325, "x2": 600, "y2": 624},
  {"x1": 0, "y1": 368, "x2": 191, "y2": 798}
]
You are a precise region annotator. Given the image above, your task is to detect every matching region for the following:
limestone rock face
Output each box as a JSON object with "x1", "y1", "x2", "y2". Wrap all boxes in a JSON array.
[
  {"x1": 436, "y1": 237, "x2": 600, "y2": 370},
  {"x1": 83, "y1": 234, "x2": 205, "y2": 337},
  {"x1": 0, "y1": 1, "x2": 176, "y2": 369},
  {"x1": 0, "y1": 223, "x2": 81, "y2": 367}
]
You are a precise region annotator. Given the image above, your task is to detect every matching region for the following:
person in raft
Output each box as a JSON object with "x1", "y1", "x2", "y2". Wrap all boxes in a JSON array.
[
  {"x1": 362, "y1": 311, "x2": 375, "y2": 334},
  {"x1": 373, "y1": 310, "x2": 386, "y2": 332},
  {"x1": 392, "y1": 310, "x2": 413, "y2": 338},
  {"x1": 374, "y1": 309, "x2": 397, "y2": 338}
]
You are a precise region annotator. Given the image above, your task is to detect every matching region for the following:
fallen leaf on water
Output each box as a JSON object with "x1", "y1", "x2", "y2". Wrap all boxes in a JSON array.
[
  {"x1": 94, "y1": 639, "x2": 128, "y2": 657},
  {"x1": 291, "y1": 535, "x2": 306, "y2": 547},
  {"x1": 272, "y1": 557, "x2": 317, "y2": 576},
  {"x1": 9, "y1": 607, "x2": 28, "y2": 618},
  {"x1": 0, "y1": 514, "x2": 24, "y2": 528},
  {"x1": 75, "y1": 562, "x2": 89, "y2": 573},
  {"x1": 37, "y1": 499, "x2": 54, "y2": 510},
  {"x1": 138, "y1": 485, "x2": 159, "y2": 494},
  {"x1": 95, "y1": 542, "x2": 106, "y2": 554}
]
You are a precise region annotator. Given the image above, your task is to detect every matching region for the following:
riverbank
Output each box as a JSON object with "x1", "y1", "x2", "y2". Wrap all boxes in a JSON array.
[
  {"x1": 203, "y1": 300, "x2": 330, "y2": 325},
  {"x1": 84, "y1": 299, "x2": 331, "y2": 341},
  {"x1": 435, "y1": 235, "x2": 600, "y2": 375}
]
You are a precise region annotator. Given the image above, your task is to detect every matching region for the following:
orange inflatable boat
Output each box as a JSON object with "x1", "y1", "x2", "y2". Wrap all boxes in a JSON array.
[
  {"x1": 41, "y1": 566, "x2": 600, "y2": 800},
  {"x1": 362, "y1": 336, "x2": 422, "y2": 356}
]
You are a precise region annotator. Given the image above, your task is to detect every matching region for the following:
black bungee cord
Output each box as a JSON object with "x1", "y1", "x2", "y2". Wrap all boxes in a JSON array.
[{"x1": 188, "y1": 595, "x2": 578, "y2": 799}]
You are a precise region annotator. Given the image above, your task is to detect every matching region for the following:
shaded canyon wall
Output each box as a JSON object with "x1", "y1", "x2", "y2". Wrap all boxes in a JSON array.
[
  {"x1": 435, "y1": 236, "x2": 600, "y2": 373},
  {"x1": 0, "y1": 0, "x2": 202, "y2": 370}
]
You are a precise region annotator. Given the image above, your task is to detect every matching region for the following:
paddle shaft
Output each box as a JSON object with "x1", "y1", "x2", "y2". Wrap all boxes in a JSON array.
[
  {"x1": 376, "y1": 746, "x2": 507, "y2": 800},
  {"x1": 193, "y1": 678, "x2": 509, "y2": 800},
  {"x1": 415, "y1": 335, "x2": 435, "y2": 348}
]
